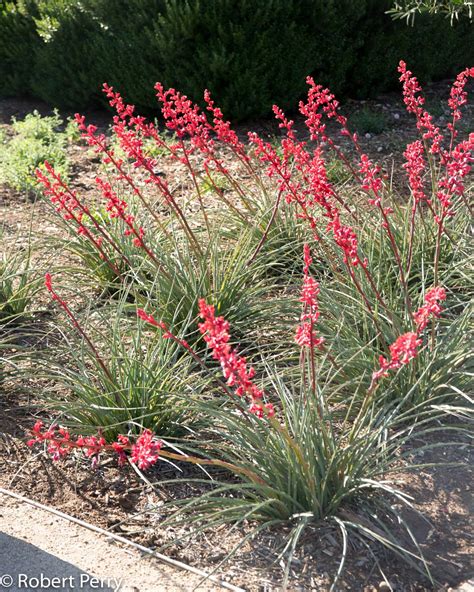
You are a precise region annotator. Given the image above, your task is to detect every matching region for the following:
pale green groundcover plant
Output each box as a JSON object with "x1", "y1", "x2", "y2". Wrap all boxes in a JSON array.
[{"x1": 0, "y1": 109, "x2": 71, "y2": 195}]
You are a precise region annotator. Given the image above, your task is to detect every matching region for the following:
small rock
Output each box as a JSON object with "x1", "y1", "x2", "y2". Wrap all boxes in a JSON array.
[
  {"x1": 454, "y1": 580, "x2": 474, "y2": 592},
  {"x1": 393, "y1": 113, "x2": 400, "y2": 120},
  {"x1": 365, "y1": 133, "x2": 371, "y2": 139},
  {"x1": 377, "y1": 146, "x2": 383, "y2": 153}
]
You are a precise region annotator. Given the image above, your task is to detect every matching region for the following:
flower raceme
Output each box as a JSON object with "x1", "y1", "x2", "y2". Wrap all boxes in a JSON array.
[
  {"x1": 295, "y1": 245, "x2": 324, "y2": 349},
  {"x1": 197, "y1": 299, "x2": 274, "y2": 418},
  {"x1": 448, "y1": 67, "x2": 474, "y2": 130},
  {"x1": 136, "y1": 304, "x2": 274, "y2": 419},
  {"x1": 436, "y1": 134, "x2": 474, "y2": 224},
  {"x1": 403, "y1": 140, "x2": 427, "y2": 209},
  {"x1": 413, "y1": 286, "x2": 447, "y2": 333},
  {"x1": 372, "y1": 286, "x2": 447, "y2": 382},
  {"x1": 27, "y1": 421, "x2": 162, "y2": 470},
  {"x1": 398, "y1": 60, "x2": 443, "y2": 154},
  {"x1": 372, "y1": 332, "x2": 422, "y2": 381}
]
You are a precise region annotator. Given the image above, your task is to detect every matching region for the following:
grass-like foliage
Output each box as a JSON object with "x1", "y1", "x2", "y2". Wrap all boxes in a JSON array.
[
  {"x1": 0, "y1": 230, "x2": 40, "y2": 322},
  {"x1": 36, "y1": 298, "x2": 200, "y2": 441},
  {"x1": 26, "y1": 62, "x2": 473, "y2": 586}
]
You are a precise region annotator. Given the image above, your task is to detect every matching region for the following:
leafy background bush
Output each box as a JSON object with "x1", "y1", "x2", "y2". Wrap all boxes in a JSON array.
[
  {"x1": 0, "y1": 0, "x2": 40, "y2": 97},
  {"x1": 0, "y1": 109, "x2": 70, "y2": 195},
  {"x1": 1, "y1": 0, "x2": 472, "y2": 119}
]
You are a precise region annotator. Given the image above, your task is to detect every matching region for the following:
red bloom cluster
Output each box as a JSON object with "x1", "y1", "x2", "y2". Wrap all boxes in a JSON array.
[
  {"x1": 436, "y1": 134, "x2": 474, "y2": 224},
  {"x1": 155, "y1": 82, "x2": 212, "y2": 155},
  {"x1": 448, "y1": 67, "x2": 474, "y2": 129},
  {"x1": 398, "y1": 61, "x2": 443, "y2": 154},
  {"x1": 373, "y1": 285, "x2": 447, "y2": 382},
  {"x1": 130, "y1": 430, "x2": 162, "y2": 470},
  {"x1": 27, "y1": 422, "x2": 73, "y2": 461},
  {"x1": 413, "y1": 286, "x2": 447, "y2": 332},
  {"x1": 27, "y1": 421, "x2": 162, "y2": 470},
  {"x1": 95, "y1": 178, "x2": 145, "y2": 247},
  {"x1": 295, "y1": 245, "x2": 324, "y2": 349},
  {"x1": 299, "y1": 77, "x2": 347, "y2": 142},
  {"x1": 329, "y1": 212, "x2": 365, "y2": 268},
  {"x1": 359, "y1": 154, "x2": 383, "y2": 201},
  {"x1": 198, "y1": 299, "x2": 274, "y2": 418},
  {"x1": 403, "y1": 140, "x2": 427, "y2": 209},
  {"x1": 204, "y1": 90, "x2": 248, "y2": 158},
  {"x1": 372, "y1": 332, "x2": 422, "y2": 381},
  {"x1": 308, "y1": 149, "x2": 338, "y2": 221}
]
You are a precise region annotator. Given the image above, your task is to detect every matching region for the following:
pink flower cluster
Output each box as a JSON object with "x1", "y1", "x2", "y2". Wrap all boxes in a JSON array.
[
  {"x1": 198, "y1": 299, "x2": 274, "y2": 418},
  {"x1": 27, "y1": 421, "x2": 162, "y2": 470},
  {"x1": 155, "y1": 82, "x2": 211, "y2": 154},
  {"x1": 295, "y1": 245, "x2": 324, "y2": 349},
  {"x1": 359, "y1": 154, "x2": 383, "y2": 202},
  {"x1": 204, "y1": 90, "x2": 248, "y2": 159},
  {"x1": 413, "y1": 286, "x2": 447, "y2": 332},
  {"x1": 436, "y1": 134, "x2": 474, "y2": 224},
  {"x1": 373, "y1": 286, "x2": 447, "y2": 381},
  {"x1": 96, "y1": 178, "x2": 145, "y2": 248},
  {"x1": 372, "y1": 332, "x2": 422, "y2": 381},
  {"x1": 299, "y1": 76, "x2": 348, "y2": 142},
  {"x1": 448, "y1": 67, "x2": 474, "y2": 129},
  {"x1": 403, "y1": 140, "x2": 427, "y2": 209},
  {"x1": 398, "y1": 61, "x2": 443, "y2": 154}
]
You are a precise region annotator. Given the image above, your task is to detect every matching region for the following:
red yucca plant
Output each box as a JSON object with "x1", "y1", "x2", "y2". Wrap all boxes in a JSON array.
[{"x1": 29, "y1": 63, "x2": 473, "y2": 587}]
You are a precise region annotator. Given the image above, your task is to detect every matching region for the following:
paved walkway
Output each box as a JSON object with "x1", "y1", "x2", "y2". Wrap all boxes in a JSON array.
[{"x1": 0, "y1": 493, "x2": 225, "y2": 592}]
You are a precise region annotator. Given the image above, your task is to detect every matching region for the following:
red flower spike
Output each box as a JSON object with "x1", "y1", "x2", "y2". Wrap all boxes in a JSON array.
[
  {"x1": 403, "y1": 140, "x2": 428, "y2": 209},
  {"x1": 372, "y1": 332, "x2": 422, "y2": 382},
  {"x1": 435, "y1": 134, "x2": 474, "y2": 225},
  {"x1": 414, "y1": 286, "x2": 447, "y2": 333},
  {"x1": 27, "y1": 423, "x2": 162, "y2": 470},
  {"x1": 295, "y1": 245, "x2": 324, "y2": 350},
  {"x1": 448, "y1": 67, "x2": 474, "y2": 128},
  {"x1": 398, "y1": 61, "x2": 443, "y2": 154},
  {"x1": 198, "y1": 299, "x2": 271, "y2": 417}
]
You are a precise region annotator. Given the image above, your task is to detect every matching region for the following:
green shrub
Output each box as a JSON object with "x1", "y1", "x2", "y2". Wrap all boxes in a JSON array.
[
  {"x1": 0, "y1": 109, "x2": 69, "y2": 195},
  {"x1": 0, "y1": 1, "x2": 40, "y2": 96},
  {"x1": 347, "y1": 1, "x2": 474, "y2": 98},
  {"x1": 350, "y1": 107, "x2": 388, "y2": 135},
  {"x1": 1, "y1": 0, "x2": 472, "y2": 119}
]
